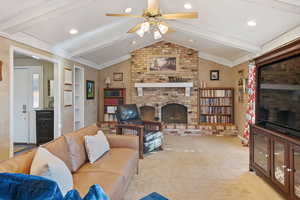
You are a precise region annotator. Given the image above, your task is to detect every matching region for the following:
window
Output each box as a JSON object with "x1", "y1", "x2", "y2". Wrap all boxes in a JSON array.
[{"x1": 32, "y1": 74, "x2": 40, "y2": 108}]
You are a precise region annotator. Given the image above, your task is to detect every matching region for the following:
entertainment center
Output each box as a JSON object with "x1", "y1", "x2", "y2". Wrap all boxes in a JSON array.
[{"x1": 250, "y1": 39, "x2": 300, "y2": 200}]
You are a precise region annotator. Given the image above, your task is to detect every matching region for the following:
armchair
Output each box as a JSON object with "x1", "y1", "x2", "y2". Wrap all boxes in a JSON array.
[{"x1": 115, "y1": 104, "x2": 163, "y2": 159}]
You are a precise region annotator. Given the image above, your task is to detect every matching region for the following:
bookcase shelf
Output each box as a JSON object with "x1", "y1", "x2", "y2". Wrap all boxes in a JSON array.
[
  {"x1": 103, "y1": 88, "x2": 126, "y2": 123},
  {"x1": 198, "y1": 87, "x2": 234, "y2": 125}
]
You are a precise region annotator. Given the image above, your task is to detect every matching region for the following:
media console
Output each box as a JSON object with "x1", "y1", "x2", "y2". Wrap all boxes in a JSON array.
[{"x1": 250, "y1": 38, "x2": 300, "y2": 200}]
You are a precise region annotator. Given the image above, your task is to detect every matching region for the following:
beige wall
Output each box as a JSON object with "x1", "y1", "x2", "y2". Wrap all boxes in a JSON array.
[
  {"x1": 232, "y1": 62, "x2": 250, "y2": 136},
  {"x1": 97, "y1": 60, "x2": 131, "y2": 122},
  {"x1": 0, "y1": 36, "x2": 99, "y2": 160}
]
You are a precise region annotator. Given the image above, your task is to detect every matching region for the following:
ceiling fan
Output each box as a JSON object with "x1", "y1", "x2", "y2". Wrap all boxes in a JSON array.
[{"x1": 106, "y1": 0, "x2": 198, "y2": 40}]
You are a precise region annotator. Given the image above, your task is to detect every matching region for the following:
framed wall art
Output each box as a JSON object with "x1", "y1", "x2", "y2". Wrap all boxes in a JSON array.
[
  {"x1": 113, "y1": 72, "x2": 123, "y2": 81},
  {"x1": 210, "y1": 70, "x2": 219, "y2": 81},
  {"x1": 0, "y1": 60, "x2": 2, "y2": 81},
  {"x1": 86, "y1": 80, "x2": 95, "y2": 100},
  {"x1": 148, "y1": 56, "x2": 178, "y2": 72},
  {"x1": 64, "y1": 68, "x2": 73, "y2": 85}
]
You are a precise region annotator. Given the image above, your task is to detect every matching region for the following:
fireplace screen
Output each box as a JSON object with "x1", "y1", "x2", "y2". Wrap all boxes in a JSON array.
[{"x1": 161, "y1": 103, "x2": 187, "y2": 123}]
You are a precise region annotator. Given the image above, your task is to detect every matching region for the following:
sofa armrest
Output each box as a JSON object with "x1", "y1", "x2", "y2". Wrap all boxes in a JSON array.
[{"x1": 106, "y1": 134, "x2": 139, "y2": 151}]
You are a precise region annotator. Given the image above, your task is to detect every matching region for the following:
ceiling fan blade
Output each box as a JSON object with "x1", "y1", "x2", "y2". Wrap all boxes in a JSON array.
[
  {"x1": 128, "y1": 23, "x2": 142, "y2": 33},
  {"x1": 160, "y1": 12, "x2": 198, "y2": 19},
  {"x1": 106, "y1": 13, "x2": 143, "y2": 18},
  {"x1": 148, "y1": 0, "x2": 160, "y2": 14}
]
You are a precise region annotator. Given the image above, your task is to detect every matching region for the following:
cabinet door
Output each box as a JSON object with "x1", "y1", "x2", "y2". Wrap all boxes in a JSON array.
[
  {"x1": 271, "y1": 138, "x2": 289, "y2": 193},
  {"x1": 253, "y1": 131, "x2": 271, "y2": 177},
  {"x1": 291, "y1": 145, "x2": 300, "y2": 200}
]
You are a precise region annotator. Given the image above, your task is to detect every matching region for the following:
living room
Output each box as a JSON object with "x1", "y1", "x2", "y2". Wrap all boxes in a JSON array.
[{"x1": 0, "y1": 0, "x2": 300, "y2": 200}]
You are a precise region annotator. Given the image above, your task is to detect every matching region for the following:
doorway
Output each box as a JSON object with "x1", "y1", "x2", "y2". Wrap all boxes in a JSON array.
[{"x1": 10, "y1": 47, "x2": 62, "y2": 156}]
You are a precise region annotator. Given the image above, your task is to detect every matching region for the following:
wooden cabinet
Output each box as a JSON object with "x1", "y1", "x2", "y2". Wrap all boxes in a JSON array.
[
  {"x1": 250, "y1": 125, "x2": 300, "y2": 200},
  {"x1": 103, "y1": 88, "x2": 126, "y2": 123},
  {"x1": 36, "y1": 110, "x2": 54, "y2": 145}
]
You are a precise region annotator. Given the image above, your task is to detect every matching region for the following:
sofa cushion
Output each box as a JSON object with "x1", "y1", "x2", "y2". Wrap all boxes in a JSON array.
[
  {"x1": 30, "y1": 147, "x2": 73, "y2": 196},
  {"x1": 78, "y1": 148, "x2": 138, "y2": 182},
  {"x1": 64, "y1": 124, "x2": 100, "y2": 172},
  {"x1": 85, "y1": 131, "x2": 110, "y2": 163},
  {"x1": 0, "y1": 149, "x2": 36, "y2": 174},
  {"x1": 73, "y1": 171, "x2": 124, "y2": 200},
  {"x1": 42, "y1": 136, "x2": 73, "y2": 171}
]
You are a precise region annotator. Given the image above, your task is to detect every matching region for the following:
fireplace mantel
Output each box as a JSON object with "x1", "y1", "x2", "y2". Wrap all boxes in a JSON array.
[{"x1": 135, "y1": 82, "x2": 194, "y2": 97}]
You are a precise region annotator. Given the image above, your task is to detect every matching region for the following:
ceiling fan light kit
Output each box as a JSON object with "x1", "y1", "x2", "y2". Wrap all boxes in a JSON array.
[{"x1": 106, "y1": 0, "x2": 198, "y2": 40}]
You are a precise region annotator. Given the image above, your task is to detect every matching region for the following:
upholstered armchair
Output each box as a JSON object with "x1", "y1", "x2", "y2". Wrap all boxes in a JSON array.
[{"x1": 115, "y1": 104, "x2": 163, "y2": 159}]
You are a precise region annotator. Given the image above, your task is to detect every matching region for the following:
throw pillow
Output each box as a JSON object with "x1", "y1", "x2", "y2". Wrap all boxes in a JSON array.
[
  {"x1": 85, "y1": 130, "x2": 110, "y2": 163},
  {"x1": 30, "y1": 147, "x2": 73, "y2": 196}
]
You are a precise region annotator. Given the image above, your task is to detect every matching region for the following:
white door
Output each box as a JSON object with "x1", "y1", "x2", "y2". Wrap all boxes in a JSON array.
[{"x1": 14, "y1": 67, "x2": 43, "y2": 144}]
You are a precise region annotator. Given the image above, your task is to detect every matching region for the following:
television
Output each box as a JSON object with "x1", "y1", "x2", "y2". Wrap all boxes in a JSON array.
[{"x1": 257, "y1": 54, "x2": 300, "y2": 138}]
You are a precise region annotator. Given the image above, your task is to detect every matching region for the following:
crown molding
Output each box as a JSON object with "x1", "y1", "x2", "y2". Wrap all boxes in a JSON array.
[
  {"x1": 97, "y1": 54, "x2": 131, "y2": 69},
  {"x1": 198, "y1": 51, "x2": 234, "y2": 67}
]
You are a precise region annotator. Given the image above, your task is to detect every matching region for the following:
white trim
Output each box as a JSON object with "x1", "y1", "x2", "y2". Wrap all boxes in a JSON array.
[
  {"x1": 198, "y1": 51, "x2": 234, "y2": 67},
  {"x1": 231, "y1": 53, "x2": 253, "y2": 67},
  {"x1": 9, "y1": 46, "x2": 62, "y2": 157},
  {"x1": 97, "y1": 55, "x2": 132, "y2": 69}
]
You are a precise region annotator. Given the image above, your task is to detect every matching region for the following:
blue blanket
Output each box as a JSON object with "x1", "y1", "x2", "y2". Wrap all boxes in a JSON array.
[{"x1": 0, "y1": 173, "x2": 109, "y2": 200}]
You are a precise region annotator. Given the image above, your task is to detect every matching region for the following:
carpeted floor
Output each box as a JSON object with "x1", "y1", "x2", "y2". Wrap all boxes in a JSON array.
[{"x1": 124, "y1": 135, "x2": 284, "y2": 200}]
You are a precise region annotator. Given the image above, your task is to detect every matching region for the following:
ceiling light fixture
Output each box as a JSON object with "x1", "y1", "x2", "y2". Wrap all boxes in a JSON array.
[
  {"x1": 125, "y1": 7, "x2": 132, "y2": 13},
  {"x1": 136, "y1": 28, "x2": 145, "y2": 37},
  {"x1": 132, "y1": 40, "x2": 137, "y2": 45},
  {"x1": 189, "y1": 39, "x2": 194, "y2": 42},
  {"x1": 184, "y1": 3, "x2": 192, "y2": 10},
  {"x1": 32, "y1": 55, "x2": 40, "y2": 60},
  {"x1": 247, "y1": 20, "x2": 257, "y2": 27},
  {"x1": 158, "y1": 23, "x2": 169, "y2": 34},
  {"x1": 69, "y1": 29, "x2": 78, "y2": 35},
  {"x1": 154, "y1": 30, "x2": 162, "y2": 40}
]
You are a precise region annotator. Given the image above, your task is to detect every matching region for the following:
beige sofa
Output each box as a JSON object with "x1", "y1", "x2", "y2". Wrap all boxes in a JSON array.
[{"x1": 0, "y1": 124, "x2": 139, "y2": 200}]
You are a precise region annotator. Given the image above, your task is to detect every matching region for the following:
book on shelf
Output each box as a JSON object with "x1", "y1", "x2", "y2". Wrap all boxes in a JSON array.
[
  {"x1": 200, "y1": 115, "x2": 231, "y2": 124},
  {"x1": 104, "y1": 98, "x2": 124, "y2": 105},
  {"x1": 104, "y1": 90, "x2": 123, "y2": 97},
  {"x1": 104, "y1": 114, "x2": 118, "y2": 122},
  {"x1": 199, "y1": 98, "x2": 231, "y2": 106},
  {"x1": 106, "y1": 106, "x2": 117, "y2": 114},
  {"x1": 199, "y1": 89, "x2": 232, "y2": 97},
  {"x1": 200, "y1": 106, "x2": 232, "y2": 115}
]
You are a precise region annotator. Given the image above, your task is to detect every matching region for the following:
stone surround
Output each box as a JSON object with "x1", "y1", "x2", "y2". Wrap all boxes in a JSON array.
[{"x1": 131, "y1": 41, "x2": 199, "y2": 127}]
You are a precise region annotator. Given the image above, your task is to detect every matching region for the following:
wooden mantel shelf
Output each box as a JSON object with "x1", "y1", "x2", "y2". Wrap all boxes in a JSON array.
[{"x1": 134, "y1": 82, "x2": 194, "y2": 97}]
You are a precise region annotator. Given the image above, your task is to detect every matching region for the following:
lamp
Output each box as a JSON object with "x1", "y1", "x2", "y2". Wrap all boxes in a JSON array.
[{"x1": 105, "y1": 77, "x2": 111, "y2": 88}]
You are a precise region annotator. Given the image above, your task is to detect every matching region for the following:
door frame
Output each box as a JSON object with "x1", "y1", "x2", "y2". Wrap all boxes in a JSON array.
[{"x1": 9, "y1": 46, "x2": 62, "y2": 157}]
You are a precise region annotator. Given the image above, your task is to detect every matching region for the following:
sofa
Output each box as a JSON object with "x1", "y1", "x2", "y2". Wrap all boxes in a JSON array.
[{"x1": 0, "y1": 124, "x2": 139, "y2": 200}]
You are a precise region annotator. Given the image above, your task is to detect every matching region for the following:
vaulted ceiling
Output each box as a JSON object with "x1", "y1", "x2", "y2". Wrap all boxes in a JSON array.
[{"x1": 1, "y1": 0, "x2": 300, "y2": 69}]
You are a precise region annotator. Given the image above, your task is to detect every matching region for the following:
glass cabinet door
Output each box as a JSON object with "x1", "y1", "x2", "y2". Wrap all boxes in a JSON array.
[
  {"x1": 292, "y1": 146, "x2": 300, "y2": 200},
  {"x1": 253, "y1": 132, "x2": 270, "y2": 176},
  {"x1": 272, "y1": 139, "x2": 289, "y2": 192}
]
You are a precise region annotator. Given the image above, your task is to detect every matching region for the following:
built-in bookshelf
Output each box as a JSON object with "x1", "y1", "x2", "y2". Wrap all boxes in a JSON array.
[
  {"x1": 103, "y1": 88, "x2": 126, "y2": 123},
  {"x1": 198, "y1": 88, "x2": 234, "y2": 125}
]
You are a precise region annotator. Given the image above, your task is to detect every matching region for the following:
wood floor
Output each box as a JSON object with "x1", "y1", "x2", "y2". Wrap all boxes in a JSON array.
[{"x1": 124, "y1": 135, "x2": 284, "y2": 200}]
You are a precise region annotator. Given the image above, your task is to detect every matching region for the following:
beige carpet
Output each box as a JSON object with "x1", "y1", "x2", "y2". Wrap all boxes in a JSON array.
[{"x1": 124, "y1": 135, "x2": 284, "y2": 200}]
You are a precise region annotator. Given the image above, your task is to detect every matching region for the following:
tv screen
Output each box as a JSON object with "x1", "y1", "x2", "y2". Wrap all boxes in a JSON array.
[{"x1": 257, "y1": 54, "x2": 300, "y2": 136}]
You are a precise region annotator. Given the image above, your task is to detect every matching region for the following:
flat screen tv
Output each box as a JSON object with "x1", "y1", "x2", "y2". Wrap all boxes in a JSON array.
[{"x1": 257, "y1": 54, "x2": 300, "y2": 138}]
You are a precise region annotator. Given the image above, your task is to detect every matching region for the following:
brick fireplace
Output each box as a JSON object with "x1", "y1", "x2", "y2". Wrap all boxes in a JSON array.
[{"x1": 131, "y1": 42, "x2": 199, "y2": 128}]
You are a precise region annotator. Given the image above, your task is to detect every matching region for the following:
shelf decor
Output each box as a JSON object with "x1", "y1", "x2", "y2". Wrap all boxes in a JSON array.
[
  {"x1": 113, "y1": 73, "x2": 123, "y2": 81},
  {"x1": 103, "y1": 88, "x2": 125, "y2": 123},
  {"x1": 198, "y1": 87, "x2": 234, "y2": 125},
  {"x1": 86, "y1": 80, "x2": 95, "y2": 100}
]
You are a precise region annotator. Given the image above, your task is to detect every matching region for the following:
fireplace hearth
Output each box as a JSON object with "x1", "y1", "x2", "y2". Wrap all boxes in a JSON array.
[{"x1": 161, "y1": 103, "x2": 187, "y2": 124}]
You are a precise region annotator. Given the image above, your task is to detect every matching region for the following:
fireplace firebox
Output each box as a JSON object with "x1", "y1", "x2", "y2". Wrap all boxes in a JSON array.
[{"x1": 161, "y1": 103, "x2": 187, "y2": 124}]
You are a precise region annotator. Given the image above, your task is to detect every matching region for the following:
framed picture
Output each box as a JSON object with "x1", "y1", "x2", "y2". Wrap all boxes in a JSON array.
[
  {"x1": 64, "y1": 90, "x2": 73, "y2": 107},
  {"x1": 0, "y1": 60, "x2": 2, "y2": 81},
  {"x1": 149, "y1": 56, "x2": 178, "y2": 72},
  {"x1": 113, "y1": 72, "x2": 123, "y2": 81},
  {"x1": 64, "y1": 68, "x2": 73, "y2": 85},
  {"x1": 86, "y1": 80, "x2": 95, "y2": 100},
  {"x1": 210, "y1": 70, "x2": 219, "y2": 81}
]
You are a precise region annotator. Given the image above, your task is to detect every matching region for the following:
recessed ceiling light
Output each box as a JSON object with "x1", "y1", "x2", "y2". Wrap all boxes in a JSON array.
[
  {"x1": 189, "y1": 39, "x2": 194, "y2": 42},
  {"x1": 184, "y1": 3, "x2": 192, "y2": 10},
  {"x1": 125, "y1": 7, "x2": 132, "y2": 13},
  {"x1": 32, "y1": 55, "x2": 40, "y2": 60},
  {"x1": 69, "y1": 29, "x2": 78, "y2": 35},
  {"x1": 132, "y1": 40, "x2": 136, "y2": 45},
  {"x1": 247, "y1": 20, "x2": 257, "y2": 27}
]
